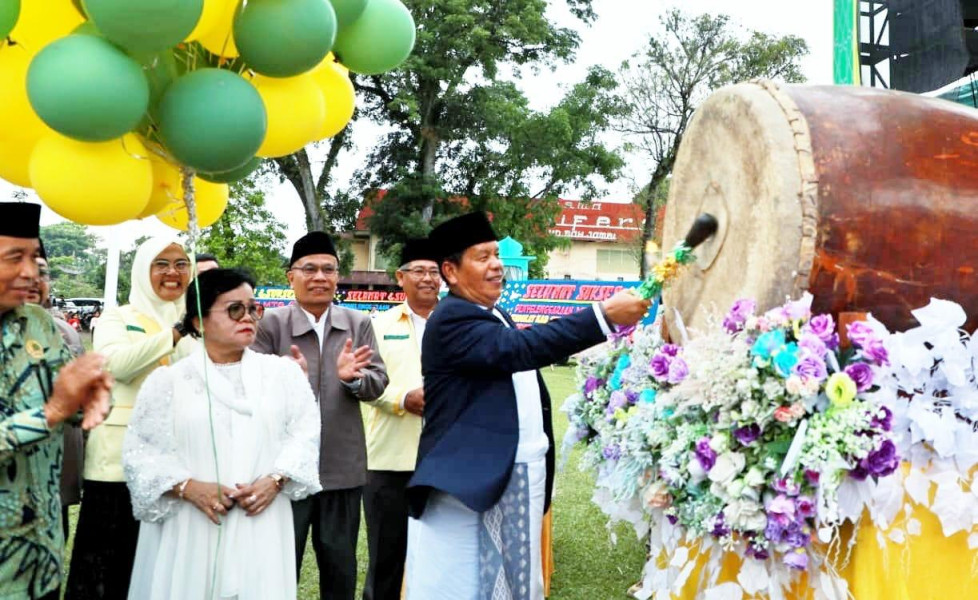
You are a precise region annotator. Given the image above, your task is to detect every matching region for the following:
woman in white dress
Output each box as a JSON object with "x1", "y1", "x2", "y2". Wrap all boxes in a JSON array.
[{"x1": 122, "y1": 268, "x2": 321, "y2": 600}]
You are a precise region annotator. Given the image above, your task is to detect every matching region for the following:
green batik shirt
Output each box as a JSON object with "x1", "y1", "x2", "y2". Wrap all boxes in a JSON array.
[{"x1": 0, "y1": 304, "x2": 71, "y2": 599}]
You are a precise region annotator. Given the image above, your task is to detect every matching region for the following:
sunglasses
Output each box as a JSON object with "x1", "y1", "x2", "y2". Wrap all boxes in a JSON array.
[{"x1": 218, "y1": 301, "x2": 264, "y2": 322}]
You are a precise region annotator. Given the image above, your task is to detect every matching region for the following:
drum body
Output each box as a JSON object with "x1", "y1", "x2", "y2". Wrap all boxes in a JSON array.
[{"x1": 662, "y1": 80, "x2": 978, "y2": 334}]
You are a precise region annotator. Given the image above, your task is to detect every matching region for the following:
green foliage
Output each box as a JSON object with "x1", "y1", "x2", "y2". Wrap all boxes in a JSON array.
[
  {"x1": 619, "y1": 10, "x2": 808, "y2": 274},
  {"x1": 354, "y1": 0, "x2": 625, "y2": 275},
  {"x1": 39, "y1": 223, "x2": 105, "y2": 300},
  {"x1": 197, "y1": 176, "x2": 290, "y2": 286}
]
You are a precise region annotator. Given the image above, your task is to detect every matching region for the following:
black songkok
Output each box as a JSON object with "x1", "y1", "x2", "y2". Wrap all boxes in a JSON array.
[
  {"x1": 0, "y1": 203, "x2": 41, "y2": 239},
  {"x1": 428, "y1": 212, "x2": 498, "y2": 261},
  {"x1": 399, "y1": 238, "x2": 439, "y2": 267},
  {"x1": 289, "y1": 231, "x2": 337, "y2": 267}
]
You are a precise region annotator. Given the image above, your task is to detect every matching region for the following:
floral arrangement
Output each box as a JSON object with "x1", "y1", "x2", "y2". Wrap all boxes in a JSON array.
[
  {"x1": 847, "y1": 299, "x2": 978, "y2": 544},
  {"x1": 564, "y1": 293, "x2": 900, "y2": 598}
]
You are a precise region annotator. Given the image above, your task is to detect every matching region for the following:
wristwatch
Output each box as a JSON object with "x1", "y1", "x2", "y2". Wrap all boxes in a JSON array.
[
  {"x1": 269, "y1": 473, "x2": 287, "y2": 490},
  {"x1": 173, "y1": 320, "x2": 192, "y2": 339}
]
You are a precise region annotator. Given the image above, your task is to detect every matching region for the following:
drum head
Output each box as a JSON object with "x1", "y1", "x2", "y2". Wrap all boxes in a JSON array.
[{"x1": 661, "y1": 81, "x2": 818, "y2": 337}]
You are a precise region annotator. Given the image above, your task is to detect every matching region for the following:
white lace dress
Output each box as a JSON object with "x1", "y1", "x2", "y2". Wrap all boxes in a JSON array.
[{"x1": 122, "y1": 348, "x2": 322, "y2": 600}]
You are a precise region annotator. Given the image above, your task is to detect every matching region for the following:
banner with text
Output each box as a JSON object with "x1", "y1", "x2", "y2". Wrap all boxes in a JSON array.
[{"x1": 256, "y1": 280, "x2": 658, "y2": 327}]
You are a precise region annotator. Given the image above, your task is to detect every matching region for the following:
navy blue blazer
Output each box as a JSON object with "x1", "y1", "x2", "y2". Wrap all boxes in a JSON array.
[{"x1": 408, "y1": 292, "x2": 608, "y2": 517}]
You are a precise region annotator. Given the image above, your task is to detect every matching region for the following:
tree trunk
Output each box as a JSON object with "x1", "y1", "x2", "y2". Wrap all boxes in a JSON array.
[
  {"x1": 274, "y1": 150, "x2": 325, "y2": 232},
  {"x1": 419, "y1": 126, "x2": 439, "y2": 224}
]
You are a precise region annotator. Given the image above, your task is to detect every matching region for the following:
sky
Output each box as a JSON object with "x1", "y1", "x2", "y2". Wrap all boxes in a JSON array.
[{"x1": 2, "y1": 0, "x2": 833, "y2": 251}]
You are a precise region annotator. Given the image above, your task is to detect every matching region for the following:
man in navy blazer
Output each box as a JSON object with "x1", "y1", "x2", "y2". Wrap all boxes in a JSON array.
[{"x1": 405, "y1": 212, "x2": 650, "y2": 600}]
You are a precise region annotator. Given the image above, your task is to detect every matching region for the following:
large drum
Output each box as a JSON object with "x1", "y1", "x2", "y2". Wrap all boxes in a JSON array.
[{"x1": 662, "y1": 80, "x2": 978, "y2": 334}]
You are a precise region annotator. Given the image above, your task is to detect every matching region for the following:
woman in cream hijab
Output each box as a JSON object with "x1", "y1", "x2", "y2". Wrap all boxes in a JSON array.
[{"x1": 66, "y1": 237, "x2": 197, "y2": 600}]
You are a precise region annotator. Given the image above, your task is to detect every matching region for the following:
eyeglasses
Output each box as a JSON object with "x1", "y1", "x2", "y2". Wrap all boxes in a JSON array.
[
  {"x1": 292, "y1": 264, "x2": 339, "y2": 277},
  {"x1": 400, "y1": 267, "x2": 441, "y2": 280},
  {"x1": 151, "y1": 259, "x2": 192, "y2": 274},
  {"x1": 219, "y1": 301, "x2": 264, "y2": 322}
]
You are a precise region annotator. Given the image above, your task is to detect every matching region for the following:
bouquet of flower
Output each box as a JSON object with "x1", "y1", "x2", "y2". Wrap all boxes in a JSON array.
[{"x1": 568, "y1": 293, "x2": 900, "y2": 598}]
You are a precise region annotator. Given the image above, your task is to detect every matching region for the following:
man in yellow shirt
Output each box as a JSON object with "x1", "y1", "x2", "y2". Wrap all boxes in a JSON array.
[{"x1": 363, "y1": 239, "x2": 440, "y2": 600}]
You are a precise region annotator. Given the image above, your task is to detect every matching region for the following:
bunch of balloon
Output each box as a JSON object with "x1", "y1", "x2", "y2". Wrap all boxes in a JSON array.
[{"x1": 0, "y1": 0, "x2": 415, "y2": 239}]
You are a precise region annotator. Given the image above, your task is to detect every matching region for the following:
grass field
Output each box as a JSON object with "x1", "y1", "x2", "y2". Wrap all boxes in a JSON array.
[{"x1": 63, "y1": 364, "x2": 646, "y2": 599}]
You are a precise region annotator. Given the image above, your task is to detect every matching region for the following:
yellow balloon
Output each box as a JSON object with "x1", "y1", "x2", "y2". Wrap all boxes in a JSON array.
[
  {"x1": 186, "y1": 0, "x2": 230, "y2": 43},
  {"x1": 141, "y1": 158, "x2": 183, "y2": 218},
  {"x1": 30, "y1": 134, "x2": 154, "y2": 225},
  {"x1": 311, "y1": 57, "x2": 355, "y2": 140},
  {"x1": 10, "y1": 0, "x2": 83, "y2": 52},
  {"x1": 252, "y1": 73, "x2": 325, "y2": 158},
  {"x1": 0, "y1": 44, "x2": 47, "y2": 146},
  {"x1": 0, "y1": 138, "x2": 32, "y2": 188},
  {"x1": 197, "y1": 0, "x2": 239, "y2": 58},
  {"x1": 156, "y1": 177, "x2": 229, "y2": 231}
]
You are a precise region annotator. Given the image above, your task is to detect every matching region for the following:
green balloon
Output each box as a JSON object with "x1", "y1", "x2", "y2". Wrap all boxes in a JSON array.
[
  {"x1": 198, "y1": 156, "x2": 261, "y2": 183},
  {"x1": 0, "y1": 0, "x2": 19, "y2": 39},
  {"x1": 71, "y1": 21, "x2": 102, "y2": 36},
  {"x1": 234, "y1": 0, "x2": 337, "y2": 78},
  {"x1": 83, "y1": 0, "x2": 203, "y2": 53},
  {"x1": 27, "y1": 34, "x2": 150, "y2": 142},
  {"x1": 332, "y1": 0, "x2": 415, "y2": 75},
  {"x1": 70, "y1": 0, "x2": 86, "y2": 17},
  {"x1": 158, "y1": 68, "x2": 267, "y2": 174},
  {"x1": 329, "y1": 0, "x2": 367, "y2": 28}
]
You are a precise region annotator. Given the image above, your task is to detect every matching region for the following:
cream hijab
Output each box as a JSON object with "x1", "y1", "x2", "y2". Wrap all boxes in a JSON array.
[{"x1": 127, "y1": 237, "x2": 188, "y2": 330}]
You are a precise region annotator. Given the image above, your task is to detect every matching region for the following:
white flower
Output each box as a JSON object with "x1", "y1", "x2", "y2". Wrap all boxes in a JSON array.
[
  {"x1": 708, "y1": 452, "x2": 746, "y2": 487},
  {"x1": 642, "y1": 480, "x2": 671, "y2": 508},
  {"x1": 725, "y1": 478, "x2": 746, "y2": 499},
  {"x1": 785, "y1": 375, "x2": 804, "y2": 396},
  {"x1": 743, "y1": 467, "x2": 766, "y2": 488},
  {"x1": 709, "y1": 432, "x2": 730, "y2": 453},
  {"x1": 724, "y1": 498, "x2": 767, "y2": 532},
  {"x1": 687, "y1": 459, "x2": 707, "y2": 483}
]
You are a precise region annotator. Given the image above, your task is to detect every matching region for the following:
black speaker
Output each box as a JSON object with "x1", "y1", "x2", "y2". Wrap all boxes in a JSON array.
[{"x1": 886, "y1": 0, "x2": 978, "y2": 92}]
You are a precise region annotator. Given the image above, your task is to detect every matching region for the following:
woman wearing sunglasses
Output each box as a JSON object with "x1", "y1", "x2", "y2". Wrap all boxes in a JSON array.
[
  {"x1": 122, "y1": 268, "x2": 321, "y2": 600},
  {"x1": 67, "y1": 237, "x2": 198, "y2": 599}
]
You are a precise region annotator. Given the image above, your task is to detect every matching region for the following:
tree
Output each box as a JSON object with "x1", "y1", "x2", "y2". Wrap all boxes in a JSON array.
[
  {"x1": 39, "y1": 223, "x2": 105, "y2": 299},
  {"x1": 356, "y1": 0, "x2": 625, "y2": 274},
  {"x1": 197, "y1": 176, "x2": 289, "y2": 286},
  {"x1": 618, "y1": 10, "x2": 808, "y2": 276}
]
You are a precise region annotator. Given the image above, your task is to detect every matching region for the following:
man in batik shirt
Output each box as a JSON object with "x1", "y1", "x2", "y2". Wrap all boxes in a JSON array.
[{"x1": 0, "y1": 203, "x2": 111, "y2": 599}]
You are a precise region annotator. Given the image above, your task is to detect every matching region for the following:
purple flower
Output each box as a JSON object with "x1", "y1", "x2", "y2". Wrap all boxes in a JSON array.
[
  {"x1": 783, "y1": 523, "x2": 809, "y2": 548},
  {"x1": 764, "y1": 518, "x2": 785, "y2": 542},
  {"x1": 846, "y1": 321, "x2": 878, "y2": 349},
  {"x1": 745, "y1": 542, "x2": 769, "y2": 561},
  {"x1": 711, "y1": 513, "x2": 730, "y2": 537},
  {"x1": 650, "y1": 354, "x2": 671, "y2": 380},
  {"x1": 772, "y1": 478, "x2": 800, "y2": 496},
  {"x1": 584, "y1": 376, "x2": 603, "y2": 396},
  {"x1": 783, "y1": 295, "x2": 812, "y2": 321},
  {"x1": 625, "y1": 390, "x2": 639, "y2": 405},
  {"x1": 862, "y1": 440, "x2": 899, "y2": 477},
  {"x1": 862, "y1": 340, "x2": 890, "y2": 366},
  {"x1": 695, "y1": 437, "x2": 717, "y2": 470},
  {"x1": 844, "y1": 362, "x2": 874, "y2": 392},
  {"x1": 802, "y1": 314, "x2": 837, "y2": 346},
  {"x1": 660, "y1": 343, "x2": 680, "y2": 357},
  {"x1": 795, "y1": 495, "x2": 816, "y2": 519},
  {"x1": 723, "y1": 299, "x2": 756, "y2": 333},
  {"x1": 666, "y1": 514, "x2": 678, "y2": 525},
  {"x1": 667, "y1": 357, "x2": 689, "y2": 384},
  {"x1": 783, "y1": 550, "x2": 808, "y2": 570},
  {"x1": 605, "y1": 391, "x2": 628, "y2": 415},
  {"x1": 734, "y1": 424, "x2": 761, "y2": 446},
  {"x1": 871, "y1": 406, "x2": 893, "y2": 432},
  {"x1": 797, "y1": 334, "x2": 828, "y2": 359},
  {"x1": 602, "y1": 445, "x2": 622, "y2": 461},
  {"x1": 609, "y1": 324, "x2": 636, "y2": 342},
  {"x1": 804, "y1": 470, "x2": 820, "y2": 486},
  {"x1": 849, "y1": 464, "x2": 870, "y2": 481},
  {"x1": 766, "y1": 494, "x2": 796, "y2": 526},
  {"x1": 792, "y1": 355, "x2": 828, "y2": 382}
]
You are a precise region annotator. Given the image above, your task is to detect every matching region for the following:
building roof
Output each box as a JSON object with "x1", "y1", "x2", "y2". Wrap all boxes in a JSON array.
[{"x1": 355, "y1": 196, "x2": 646, "y2": 242}]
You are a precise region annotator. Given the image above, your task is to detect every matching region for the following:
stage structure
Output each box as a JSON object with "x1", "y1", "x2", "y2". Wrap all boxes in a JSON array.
[{"x1": 835, "y1": 0, "x2": 978, "y2": 103}]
